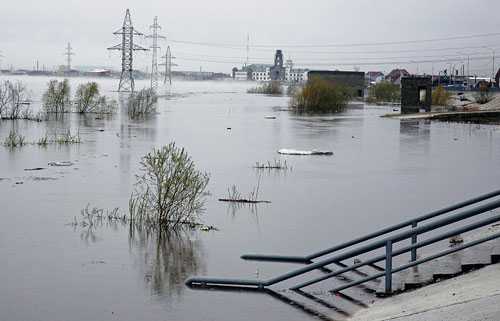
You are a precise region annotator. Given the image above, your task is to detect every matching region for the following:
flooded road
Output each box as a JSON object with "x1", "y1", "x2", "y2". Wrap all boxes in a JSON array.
[{"x1": 1, "y1": 75, "x2": 500, "y2": 321}]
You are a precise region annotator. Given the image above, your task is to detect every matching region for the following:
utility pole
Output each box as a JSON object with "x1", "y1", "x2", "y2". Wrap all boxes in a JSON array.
[
  {"x1": 108, "y1": 9, "x2": 148, "y2": 92},
  {"x1": 146, "y1": 16, "x2": 165, "y2": 90},
  {"x1": 64, "y1": 42, "x2": 74, "y2": 72}
]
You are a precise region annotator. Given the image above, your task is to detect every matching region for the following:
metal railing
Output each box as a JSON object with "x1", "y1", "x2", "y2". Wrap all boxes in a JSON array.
[{"x1": 186, "y1": 190, "x2": 500, "y2": 294}]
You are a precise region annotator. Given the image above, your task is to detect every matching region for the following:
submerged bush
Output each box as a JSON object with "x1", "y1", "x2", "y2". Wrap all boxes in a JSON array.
[
  {"x1": 128, "y1": 88, "x2": 158, "y2": 118},
  {"x1": 367, "y1": 81, "x2": 400, "y2": 103},
  {"x1": 431, "y1": 85, "x2": 452, "y2": 106},
  {"x1": 74, "y1": 82, "x2": 117, "y2": 114},
  {"x1": 54, "y1": 129, "x2": 81, "y2": 144},
  {"x1": 129, "y1": 142, "x2": 210, "y2": 229},
  {"x1": 4, "y1": 129, "x2": 25, "y2": 148},
  {"x1": 0, "y1": 80, "x2": 32, "y2": 120},
  {"x1": 43, "y1": 79, "x2": 71, "y2": 113},
  {"x1": 290, "y1": 78, "x2": 352, "y2": 113},
  {"x1": 247, "y1": 81, "x2": 283, "y2": 95}
]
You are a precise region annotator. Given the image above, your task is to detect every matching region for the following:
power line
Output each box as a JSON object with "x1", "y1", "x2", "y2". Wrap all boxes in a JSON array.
[
  {"x1": 170, "y1": 32, "x2": 500, "y2": 49},
  {"x1": 175, "y1": 54, "x2": 493, "y2": 67}
]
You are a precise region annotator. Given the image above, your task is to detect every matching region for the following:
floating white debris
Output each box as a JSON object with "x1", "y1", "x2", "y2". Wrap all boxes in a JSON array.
[
  {"x1": 48, "y1": 161, "x2": 74, "y2": 167},
  {"x1": 278, "y1": 149, "x2": 333, "y2": 156}
]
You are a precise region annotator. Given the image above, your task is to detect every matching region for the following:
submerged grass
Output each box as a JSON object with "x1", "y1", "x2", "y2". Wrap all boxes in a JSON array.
[
  {"x1": 254, "y1": 159, "x2": 290, "y2": 170},
  {"x1": 54, "y1": 129, "x2": 81, "y2": 144},
  {"x1": 3, "y1": 129, "x2": 25, "y2": 148},
  {"x1": 219, "y1": 177, "x2": 271, "y2": 204}
]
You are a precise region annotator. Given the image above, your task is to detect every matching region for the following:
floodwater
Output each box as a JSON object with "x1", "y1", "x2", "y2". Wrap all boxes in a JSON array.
[{"x1": 1, "y1": 75, "x2": 500, "y2": 321}]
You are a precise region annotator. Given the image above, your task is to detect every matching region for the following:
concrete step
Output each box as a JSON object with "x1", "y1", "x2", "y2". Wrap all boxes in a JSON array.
[
  {"x1": 491, "y1": 243, "x2": 500, "y2": 264},
  {"x1": 403, "y1": 263, "x2": 435, "y2": 290},
  {"x1": 430, "y1": 252, "x2": 463, "y2": 281},
  {"x1": 460, "y1": 243, "x2": 493, "y2": 272}
]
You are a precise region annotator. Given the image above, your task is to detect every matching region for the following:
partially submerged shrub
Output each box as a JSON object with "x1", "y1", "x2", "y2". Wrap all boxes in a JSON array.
[
  {"x1": 248, "y1": 81, "x2": 283, "y2": 95},
  {"x1": 43, "y1": 79, "x2": 71, "y2": 113},
  {"x1": 0, "y1": 80, "x2": 32, "y2": 120},
  {"x1": 432, "y1": 85, "x2": 452, "y2": 106},
  {"x1": 37, "y1": 135, "x2": 48, "y2": 146},
  {"x1": 129, "y1": 142, "x2": 210, "y2": 229},
  {"x1": 4, "y1": 129, "x2": 25, "y2": 147},
  {"x1": 474, "y1": 83, "x2": 493, "y2": 105},
  {"x1": 55, "y1": 129, "x2": 81, "y2": 144},
  {"x1": 367, "y1": 81, "x2": 400, "y2": 103},
  {"x1": 290, "y1": 78, "x2": 352, "y2": 113},
  {"x1": 128, "y1": 88, "x2": 158, "y2": 118},
  {"x1": 74, "y1": 82, "x2": 117, "y2": 114}
]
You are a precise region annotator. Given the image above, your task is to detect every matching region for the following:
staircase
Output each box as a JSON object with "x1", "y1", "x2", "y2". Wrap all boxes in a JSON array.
[{"x1": 186, "y1": 190, "x2": 500, "y2": 321}]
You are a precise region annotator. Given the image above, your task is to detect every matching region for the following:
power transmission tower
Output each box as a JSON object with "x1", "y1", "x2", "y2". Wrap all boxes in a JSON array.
[
  {"x1": 64, "y1": 42, "x2": 74, "y2": 72},
  {"x1": 160, "y1": 46, "x2": 177, "y2": 85},
  {"x1": 108, "y1": 9, "x2": 148, "y2": 92},
  {"x1": 146, "y1": 16, "x2": 165, "y2": 90}
]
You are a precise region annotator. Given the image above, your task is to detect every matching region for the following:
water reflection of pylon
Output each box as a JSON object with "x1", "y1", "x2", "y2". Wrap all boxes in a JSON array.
[{"x1": 108, "y1": 9, "x2": 148, "y2": 92}]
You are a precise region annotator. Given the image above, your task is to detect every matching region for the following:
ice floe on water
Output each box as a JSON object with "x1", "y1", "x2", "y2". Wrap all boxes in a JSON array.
[{"x1": 277, "y1": 149, "x2": 333, "y2": 156}]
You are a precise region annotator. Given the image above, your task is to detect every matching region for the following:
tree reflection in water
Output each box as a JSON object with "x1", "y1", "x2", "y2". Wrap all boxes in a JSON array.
[{"x1": 128, "y1": 223, "x2": 206, "y2": 298}]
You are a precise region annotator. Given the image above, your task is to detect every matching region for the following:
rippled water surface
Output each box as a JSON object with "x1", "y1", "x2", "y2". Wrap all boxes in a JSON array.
[{"x1": 1, "y1": 75, "x2": 500, "y2": 321}]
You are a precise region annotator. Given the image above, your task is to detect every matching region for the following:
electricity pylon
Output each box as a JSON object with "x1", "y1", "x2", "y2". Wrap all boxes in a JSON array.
[
  {"x1": 146, "y1": 16, "x2": 165, "y2": 90},
  {"x1": 64, "y1": 42, "x2": 74, "y2": 72},
  {"x1": 108, "y1": 9, "x2": 148, "y2": 92},
  {"x1": 160, "y1": 46, "x2": 177, "y2": 85}
]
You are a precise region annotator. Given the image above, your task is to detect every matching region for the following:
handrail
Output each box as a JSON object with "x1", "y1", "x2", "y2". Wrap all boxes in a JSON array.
[
  {"x1": 185, "y1": 196, "x2": 500, "y2": 289},
  {"x1": 241, "y1": 189, "x2": 500, "y2": 264},
  {"x1": 291, "y1": 212, "x2": 500, "y2": 289}
]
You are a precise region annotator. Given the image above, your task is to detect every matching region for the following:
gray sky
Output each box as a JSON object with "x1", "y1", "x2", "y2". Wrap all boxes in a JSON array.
[{"x1": 2, "y1": 0, "x2": 500, "y2": 76}]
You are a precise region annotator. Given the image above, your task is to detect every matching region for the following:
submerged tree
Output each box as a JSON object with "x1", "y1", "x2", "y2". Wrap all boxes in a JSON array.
[
  {"x1": 0, "y1": 80, "x2": 32, "y2": 119},
  {"x1": 43, "y1": 79, "x2": 71, "y2": 113},
  {"x1": 129, "y1": 143, "x2": 210, "y2": 229},
  {"x1": 128, "y1": 88, "x2": 158, "y2": 118},
  {"x1": 290, "y1": 78, "x2": 352, "y2": 113},
  {"x1": 74, "y1": 82, "x2": 117, "y2": 114}
]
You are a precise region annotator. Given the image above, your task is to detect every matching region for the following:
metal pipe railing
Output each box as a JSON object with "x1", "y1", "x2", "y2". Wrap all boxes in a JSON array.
[
  {"x1": 241, "y1": 189, "x2": 500, "y2": 264},
  {"x1": 290, "y1": 212, "x2": 500, "y2": 290},
  {"x1": 329, "y1": 230, "x2": 500, "y2": 294},
  {"x1": 186, "y1": 197, "x2": 500, "y2": 288}
]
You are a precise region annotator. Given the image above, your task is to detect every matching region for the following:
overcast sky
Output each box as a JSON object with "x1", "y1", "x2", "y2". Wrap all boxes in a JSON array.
[{"x1": 2, "y1": 0, "x2": 500, "y2": 75}]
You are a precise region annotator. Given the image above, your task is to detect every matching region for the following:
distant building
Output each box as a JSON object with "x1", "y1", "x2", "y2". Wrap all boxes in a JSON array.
[
  {"x1": 308, "y1": 70, "x2": 366, "y2": 97},
  {"x1": 234, "y1": 71, "x2": 249, "y2": 81},
  {"x1": 366, "y1": 71, "x2": 384, "y2": 84},
  {"x1": 386, "y1": 69, "x2": 410, "y2": 84},
  {"x1": 286, "y1": 68, "x2": 308, "y2": 83}
]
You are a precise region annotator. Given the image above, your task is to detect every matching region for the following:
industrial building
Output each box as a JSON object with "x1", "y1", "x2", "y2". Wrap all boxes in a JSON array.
[{"x1": 308, "y1": 70, "x2": 366, "y2": 97}]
